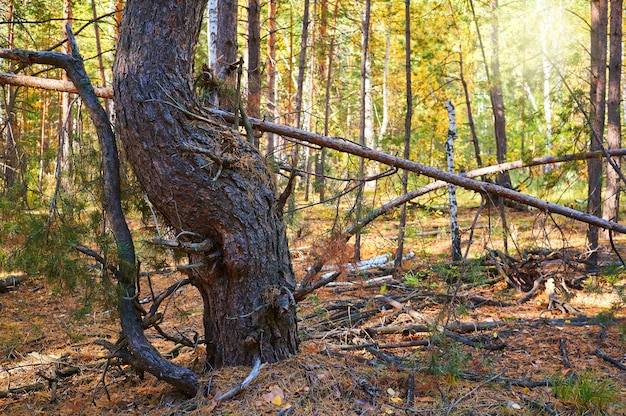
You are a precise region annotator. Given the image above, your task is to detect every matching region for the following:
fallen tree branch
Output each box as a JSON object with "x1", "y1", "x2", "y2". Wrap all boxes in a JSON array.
[
  {"x1": 214, "y1": 356, "x2": 263, "y2": 401},
  {"x1": 0, "y1": 382, "x2": 46, "y2": 398},
  {"x1": 1, "y1": 73, "x2": 624, "y2": 233},
  {"x1": 208, "y1": 108, "x2": 626, "y2": 233},
  {"x1": 594, "y1": 348, "x2": 626, "y2": 371},
  {"x1": 294, "y1": 271, "x2": 341, "y2": 301},
  {"x1": 366, "y1": 320, "x2": 504, "y2": 336},
  {"x1": 0, "y1": 274, "x2": 28, "y2": 293}
]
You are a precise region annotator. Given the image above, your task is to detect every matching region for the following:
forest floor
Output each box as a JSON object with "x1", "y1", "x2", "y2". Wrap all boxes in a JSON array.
[{"x1": 0, "y1": 205, "x2": 625, "y2": 415}]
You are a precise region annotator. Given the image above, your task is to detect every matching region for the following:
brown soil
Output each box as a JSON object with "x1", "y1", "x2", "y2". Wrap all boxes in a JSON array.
[{"x1": 1, "y1": 208, "x2": 625, "y2": 415}]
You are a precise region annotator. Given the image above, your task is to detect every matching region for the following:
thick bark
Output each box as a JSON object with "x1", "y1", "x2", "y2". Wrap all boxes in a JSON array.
[
  {"x1": 602, "y1": 0, "x2": 621, "y2": 237},
  {"x1": 113, "y1": 0, "x2": 298, "y2": 369},
  {"x1": 588, "y1": 0, "x2": 608, "y2": 270}
]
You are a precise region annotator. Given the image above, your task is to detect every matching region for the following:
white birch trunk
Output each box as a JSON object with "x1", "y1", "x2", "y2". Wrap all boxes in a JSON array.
[{"x1": 446, "y1": 101, "x2": 462, "y2": 262}]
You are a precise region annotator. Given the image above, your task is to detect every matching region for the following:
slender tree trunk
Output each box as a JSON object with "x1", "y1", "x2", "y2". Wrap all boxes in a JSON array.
[
  {"x1": 3, "y1": 0, "x2": 17, "y2": 191},
  {"x1": 355, "y1": 0, "x2": 372, "y2": 262},
  {"x1": 115, "y1": 0, "x2": 123, "y2": 39},
  {"x1": 207, "y1": 0, "x2": 218, "y2": 69},
  {"x1": 60, "y1": 0, "x2": 74, "y2": 186},
  {"x1": 459, "y1": 52, "x2": 483, "y2": 170},
  {"x1": 446, "y1": 102, "x2": 461, "y2": 261},
  {"x1": 90, "y1": 0, "x2": 110, "y2": 117},
  {"x1": 394, "y1": 0, "x2": 411, "y2": 268},
  {"x1": 538, "y1": 0, "x2": 553, "y2": 169},
  {"x1": 379, "y1": 25, "x2": 390, "y2": 143},
  {"x1": 602, "y1": 0, "x2": 621, "y2": 238},
  {"x1": 114, "y1": 0, "x2": 298, "y2": 370},
  {"x1": 588, "y1": 0, "x2": 608, "y2": 271},
  {"x1": 287, "y1": 0, "x2": 311, "y2": 221},
  {"x1": 319, "y1": 0, "x2": 339, "y2": 203},
  {"x1": 247, "y1": 0, "x2": 261, "y2": 119},
  {"x1": 38, "y1": 92, "x2": 49, "y2": 192},
  {"x1": 265, "y1": 0, "x2": 277, "y2": 158},
  {"x1": 215, "y1": 0, "x2": 238, "y2": 111},
  {"x1": 488, "y1": 0, "x2": 511, "y2": 190}
]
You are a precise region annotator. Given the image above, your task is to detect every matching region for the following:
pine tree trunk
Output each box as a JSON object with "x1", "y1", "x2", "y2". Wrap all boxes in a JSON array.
[
  {"x1": 602, "y1": 0, "x2": 621, "y2": 238},
  {"x1": 3, "y1": 0, "x2": 17, "y2": 191},
  {"x1": 588, "y1": 0, "x2": 608, "y2": 270},
  {"x1": 247, "y1": 0, "x2": 261, "y2": 119},
  {"x1": 489, "y1": 0, "x2": 511, "y2": 190},
  {"x1": 60, "y1": 0, "x2": 73, "y2": 187},
  {"x1": 394, "y1": 0, "x2": 412, "y2": 268},
  {"x1": 265, "y1": 0, "x2": 277, "y2": 158},
  {"x1": 355, "y1": 0, "x2": 371, "y2": 262},
  {"x1": 113, "y1": 0, "x2": 298, "y2": 369}
]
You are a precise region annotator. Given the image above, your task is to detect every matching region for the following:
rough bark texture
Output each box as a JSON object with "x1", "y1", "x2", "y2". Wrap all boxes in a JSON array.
[{"x1": 113, "y1": 0, "x2": 298, "y2": 368}]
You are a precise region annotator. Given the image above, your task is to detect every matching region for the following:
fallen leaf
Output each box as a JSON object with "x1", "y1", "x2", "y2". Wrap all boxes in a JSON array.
[
  {"x1": 262, "y1": 385, "x2": 285, "y2": 406},
  {"x1": 416, "y1": 396, "x2": 436, "y2": 403}
]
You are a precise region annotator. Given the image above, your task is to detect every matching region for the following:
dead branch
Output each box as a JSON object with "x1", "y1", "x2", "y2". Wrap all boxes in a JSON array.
[
  {"x1": 330, "y1": 339, "x2": 431, "y2": 351},
  {"x1": 214, "y1": 357, "x2": 263, "y2": 401},
  {"x1": 0, "y1": 382, "x2": 46, "y2": 398},
  {"x1": 208, "y1": 108, "x2": 626, "y2": 234},
  {"x1": 0, "y1": 274, "x2": 27, "y2": 293},
  {"x1": 560, "y1": 338, "x2": 572, "y2": 369},
  {"x1": 294, "y1": 271, "x2": 341, "y2": 301},
  {"x1": 366, "y1": 320, "x2": 504, "y2": 336},
  {"x1": 594, "y1": 348, "x2": 626, "y2": 371},
  {"x1": 443, "y1": 330, "x2": 506, "y2": 351},
  {"x1": 460, "y1": 371, "x2": 551, "y2": 388},
  {"x1": 151, "y1": 238, "x2": 214, "y2": 253},
  {"x1": 375, "y1": 294, "x2": 431, "y2": 324},
  {"x1": 0, "y1": 71, "x2": 113, "y2": 98},
  {"x1": 74, "y1": 245, "x2": 119, "y2": 277}
]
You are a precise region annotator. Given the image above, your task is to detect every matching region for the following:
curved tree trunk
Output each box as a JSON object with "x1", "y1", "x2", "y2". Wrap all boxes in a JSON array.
[{"x1": 113, "y1": 0, "x2": 298, "y2": 369}]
